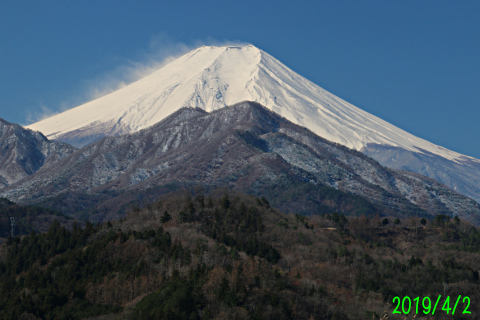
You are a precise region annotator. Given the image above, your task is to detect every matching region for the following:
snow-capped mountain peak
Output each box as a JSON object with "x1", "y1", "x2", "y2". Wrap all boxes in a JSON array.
[
  {"x1": 25, "y1": 44, "x2": 480, "y2": 202},
  {"x1": 27, "y1": 45, "x2": 262, "y2": 144},
  {"x1": 26, "y1": 45, "x2": 474, "y2": 163}
]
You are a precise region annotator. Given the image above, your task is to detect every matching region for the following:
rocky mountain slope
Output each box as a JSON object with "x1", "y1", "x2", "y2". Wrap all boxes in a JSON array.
[
  {"x1": 5, "y1": 102, "x2": 480, "y2": 224},
  {"x1": 25, "y1": 45, "x2": 480, "y2": 203},
  {"x1": 0, "y1": 118, "x2": 76, "y2": 189}
]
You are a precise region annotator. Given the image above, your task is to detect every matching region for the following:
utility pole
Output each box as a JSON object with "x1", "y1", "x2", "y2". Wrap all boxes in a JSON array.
[{"x1": 9, "y1": 217, "x2": 16, "y2": 238}]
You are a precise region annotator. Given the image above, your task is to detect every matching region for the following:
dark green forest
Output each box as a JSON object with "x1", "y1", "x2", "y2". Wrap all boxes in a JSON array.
[
  {"x1": 1, "y1": 192, "x2": 480, "y2": 319},
  {"x1": 0, "y1": 198, "x2": 72, "y2": 238}
]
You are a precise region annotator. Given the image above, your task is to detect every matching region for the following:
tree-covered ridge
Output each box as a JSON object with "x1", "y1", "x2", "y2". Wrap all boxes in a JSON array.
[
  {"x1": 0, "y1": 194, "x2": 307, "y2": 319},
  {"x1": 0, "y1": 198, "x2": 71, "y2": 240},
  {"x1": 0, "y1": 192, "x2": 480, "y2": 319}
]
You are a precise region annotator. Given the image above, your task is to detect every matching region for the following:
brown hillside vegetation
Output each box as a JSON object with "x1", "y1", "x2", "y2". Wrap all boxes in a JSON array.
[{"x1": 1, "y1": 191, "x2": 479, "y2": 319}]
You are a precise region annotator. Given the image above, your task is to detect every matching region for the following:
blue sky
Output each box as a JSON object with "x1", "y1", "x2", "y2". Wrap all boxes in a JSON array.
[{"x1": 1, "y1": 1, "x2": 479, "y2": 158}]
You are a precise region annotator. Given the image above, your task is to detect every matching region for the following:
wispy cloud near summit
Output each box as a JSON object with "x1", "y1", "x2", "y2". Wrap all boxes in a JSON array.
[
  {"x1": 25, "y1": 34, "x2": 251, "y2": 126},
  {"x1": 70, "y1": 35, "x2": 250, "y2": 106}
]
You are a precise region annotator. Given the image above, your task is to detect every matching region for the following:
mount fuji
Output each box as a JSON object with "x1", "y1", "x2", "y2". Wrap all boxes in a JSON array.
[{"x1": 26, "y1": 45, "x2": 480, "y2": 203}]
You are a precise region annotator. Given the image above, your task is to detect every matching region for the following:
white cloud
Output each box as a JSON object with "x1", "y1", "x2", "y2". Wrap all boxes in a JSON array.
[
  {"x1": 80, "y1": 34, "x2": 251, "y2": 103},
  {"x1": 25, "y1": 104, "x2": 59, "y2": 125},
  {"x1": 80, "y1": 33, "x2": 192, "y2": 102}
]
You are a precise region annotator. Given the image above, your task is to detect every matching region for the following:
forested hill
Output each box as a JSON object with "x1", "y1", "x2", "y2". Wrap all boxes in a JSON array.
[
  {"x1": 1, "y1": 192, "x2": 480, "y2": 319},
  {"x1": 0, "y1": 198, "x2": 72, "y2": 241}
]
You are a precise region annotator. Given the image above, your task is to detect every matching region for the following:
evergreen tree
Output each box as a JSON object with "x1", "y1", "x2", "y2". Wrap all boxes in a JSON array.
[
  {"x1": 382, "y1": 218, "x2": 389, "y2": 227},
  {"x1": 453, "y1": 215, "x2": 460, "y2": 226},
  {"x1": 161, "y1": 211, "x2": 172, "y2": 223},
  {"x1": 221, "y1": 195, "x2": 231, "y2": 210}
]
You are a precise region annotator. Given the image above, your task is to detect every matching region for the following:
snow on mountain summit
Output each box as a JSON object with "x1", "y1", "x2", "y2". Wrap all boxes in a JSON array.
[
  {"x1": 26, "y1": 45, "x2": 477, "y2": 166},
  {"x1": 26, "y1": 45, "x2": 262, "y2": 146}
]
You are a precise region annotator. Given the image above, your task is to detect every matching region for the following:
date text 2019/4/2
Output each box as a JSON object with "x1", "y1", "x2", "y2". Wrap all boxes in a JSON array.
[{"x1": 392, "y1": 295, "x2": 471, "y2": 316}]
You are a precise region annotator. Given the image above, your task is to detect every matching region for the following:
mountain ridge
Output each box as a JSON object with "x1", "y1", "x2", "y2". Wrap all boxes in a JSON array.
[
  {"x1": 24, "y1": 45, "x2": 480, "y2": 203},
  {"x1": 0, "y1": 117, "x2": 76, "y2": 189},
  {"x1": 5, "y1": 102, "x2": 480, "y2": 225}
]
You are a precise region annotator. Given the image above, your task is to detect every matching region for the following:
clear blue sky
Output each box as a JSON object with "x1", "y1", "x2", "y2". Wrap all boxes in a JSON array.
[{"x1": 1, "y1": 1, "x2": 479, "y2": 158}]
